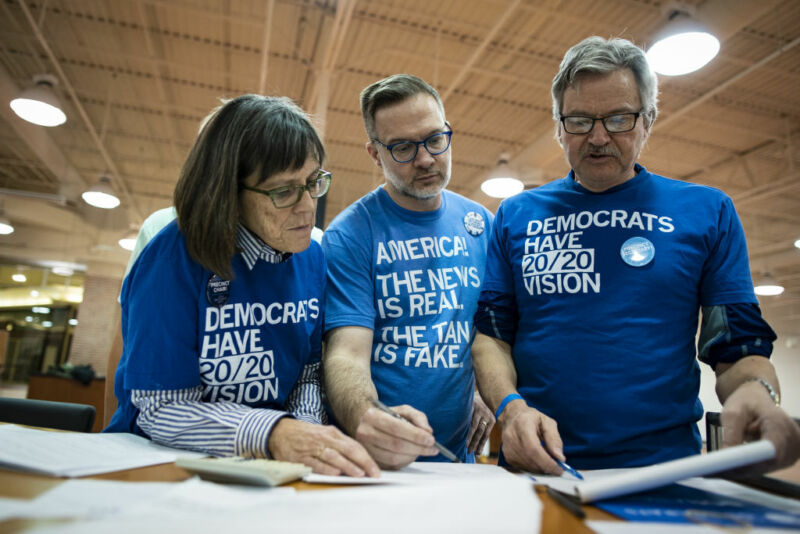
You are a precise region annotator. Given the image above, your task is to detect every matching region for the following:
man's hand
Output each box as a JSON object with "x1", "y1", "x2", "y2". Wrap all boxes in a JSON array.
[
  {"x1": 499, "y1": 400, "x2": 565, "y2": 475},
  {"x1": 721, "y1": 380, "x2": 800, "y2": 473},
  {"x1": 354, "y1": 404, "x2": 439, "y2": 470},
  {"x1": 467, "y1": 390, "x2": 495, "y2": 455},
  {"x1": 268, "y1": 418, "x2": 380, "y2": 477}
]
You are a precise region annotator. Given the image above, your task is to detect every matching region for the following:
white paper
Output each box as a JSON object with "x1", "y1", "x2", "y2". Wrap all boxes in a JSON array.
[
  {"x1": 0, "y1": 477, "x2": 296, "y2": 521},
  {"x1": 304, "y1": 460, "x2": 518, "y2": 485},
  {"x1": 0, "y1": 425, "x2": 206, "y2": 477},
  {"x1": 25, "y1": 476, "x2": 540, "y2": 534},
  {"x1": 587, "y1": 520, "x2": 800, "y2": 534},
  {"x1": 0, "y1": 497, "x2": 32, "y2": 521},
  {"x1": 574, "y1": 440, "x2": 775, "y2": 502}
]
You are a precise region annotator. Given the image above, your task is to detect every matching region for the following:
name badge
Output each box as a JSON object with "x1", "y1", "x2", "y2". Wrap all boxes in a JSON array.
[
  {"x1": 620, "y1": 237, "x2": 655, "y2": 267},
  {"x1": 206, "y1": 274, "x2": 231, "y2": 306}
]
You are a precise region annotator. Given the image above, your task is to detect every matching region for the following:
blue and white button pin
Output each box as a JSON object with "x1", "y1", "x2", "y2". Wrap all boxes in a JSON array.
[
  {"x1": 620, "y1": 236, "x2": 655, "y2": 267},
  {"x1": 463, "y1": 211, "x2": 485, "y2": 236}
]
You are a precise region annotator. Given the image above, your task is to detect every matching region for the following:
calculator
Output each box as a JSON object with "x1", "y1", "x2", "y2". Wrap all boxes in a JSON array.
[{"x1": 175, "y1": 456, "x2": 312, "y2": 486}]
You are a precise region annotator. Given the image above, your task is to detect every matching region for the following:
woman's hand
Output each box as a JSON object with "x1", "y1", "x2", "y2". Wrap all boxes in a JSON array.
[{"x1": 268, "y1": 418, "x2": 380, "y2": 477}]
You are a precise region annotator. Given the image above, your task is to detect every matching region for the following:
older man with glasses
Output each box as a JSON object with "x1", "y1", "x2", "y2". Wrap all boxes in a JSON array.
[
  {"x1": 472, "y1": 36, "x2": 800, "y2": 474},
  {"x1": 321, "y1": 74, "x2": 496, "y2": 469}
]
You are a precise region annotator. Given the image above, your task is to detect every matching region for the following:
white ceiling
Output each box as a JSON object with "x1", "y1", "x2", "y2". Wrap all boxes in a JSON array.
[{"x1": 0, "y1": 0, "x2": 798, "y2": 333}]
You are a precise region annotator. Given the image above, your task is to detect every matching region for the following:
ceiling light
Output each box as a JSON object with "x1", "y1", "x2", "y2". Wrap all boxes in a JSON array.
[
  {"x1": 646, "y1": 9, "x2": 720, "y2": 76},
  {"x1": 42, "y1": 321, "x2": 53, "y2": 328},
  {"x1": 32, "y1": 306, "x2": 51, "y2": 314},
  {"x1": 0, "y1": 201, "x2": 14, "y2": 234},
  {"x1": 118, "y1": 229, "x2": 138, "y2": 251},
  {"x1": 794, "y1": 238, "x2": 800, "y2": 249},
  {"x1": 12, "y1": 273, "x2": 27, "y2": 283},
  {"x1": 51, "y1": 266, "x2": 74, "y2": 276},
  {"x1": 30, "y1": 290, "x2": 40, "y2": 297},
  {"x1": 0, "y1": 216, "x2": 13, "y2": 235},
  {"x1": 481, "y1": 153, "x2": 524, "y2": 199},
  {"x1": 82, "y1": 174, "x2": 120, "y2": 209},
  {"x1": 68, "y1": 318, "x2": 78, "y2": 326},
  {"x1": 754, "y1": 274, "x2": 784, "y2": 297},
  {"x1": 9, "y1": 74, "x2": 67, "y2": 127}
]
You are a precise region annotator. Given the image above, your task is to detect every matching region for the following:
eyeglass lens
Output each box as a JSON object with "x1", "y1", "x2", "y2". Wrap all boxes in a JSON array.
[
  {"x1": 562, "y1": 113, "x2": 638, "y2": 134},
  {"x1": 271, "y1": 173, "x2": 330, "y2": 207},
  {"x1": 390, "y1": 131, "x2": 451, "y2": 162}
]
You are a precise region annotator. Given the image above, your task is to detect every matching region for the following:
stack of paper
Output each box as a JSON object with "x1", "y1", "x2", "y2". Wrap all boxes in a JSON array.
[{"x1": 0, "y1": 425, "x2": 205, "y2": 477}]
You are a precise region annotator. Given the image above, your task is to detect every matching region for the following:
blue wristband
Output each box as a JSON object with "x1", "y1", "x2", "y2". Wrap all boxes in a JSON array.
[{"x1": 495, "y1": 393, "x2": 524, "y2": 420}]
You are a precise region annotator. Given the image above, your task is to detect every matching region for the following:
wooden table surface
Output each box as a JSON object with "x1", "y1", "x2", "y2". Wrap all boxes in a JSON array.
[{"x1": 0, "y1": 461, "x2": 617, "y2": 533}]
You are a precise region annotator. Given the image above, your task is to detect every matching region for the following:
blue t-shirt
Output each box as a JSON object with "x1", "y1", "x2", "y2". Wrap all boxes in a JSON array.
[
  {"x1": 323, "y1": 187, "x2": 493, "y2": 462},
  {"x1": 107, "y1": 221, "x2": 324, "y2": 435},
  {"x1": 480, "y1": 165, "x2": 757, "y2": 469}
]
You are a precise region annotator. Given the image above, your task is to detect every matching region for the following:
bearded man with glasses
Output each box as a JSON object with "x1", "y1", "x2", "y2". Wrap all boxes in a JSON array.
[
  {"x1": 322, "y1": 74, "x2": 496, "y2": 469},
  {"x1": 472, "y1": 37, "x2": 799, "y2": 474}
]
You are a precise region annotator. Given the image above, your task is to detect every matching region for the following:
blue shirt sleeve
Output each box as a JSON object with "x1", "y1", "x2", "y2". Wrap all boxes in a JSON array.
[
  {"x1": 699, "y1": 196, "x2": 758, "y2": 306},
  {"x1": 322, "y1": 224, "x2": 376, "y2": 332},
  {"x1": 474, "y1": 205, "x2": 518, "y2": 343}
]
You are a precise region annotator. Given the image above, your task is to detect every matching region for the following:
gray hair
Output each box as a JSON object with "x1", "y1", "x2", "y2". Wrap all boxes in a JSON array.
[
  {"x1": 360, "y1": 74, "x2": 445, "y2": 140},
  {"x1": 552, "y1": 36, "x2": 658, "y2": 127}
]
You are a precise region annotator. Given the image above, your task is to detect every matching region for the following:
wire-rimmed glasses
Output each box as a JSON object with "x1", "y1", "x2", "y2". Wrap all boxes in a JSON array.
[{"x1": 560, "y1": 112, "x2": 641, "y2": 134}]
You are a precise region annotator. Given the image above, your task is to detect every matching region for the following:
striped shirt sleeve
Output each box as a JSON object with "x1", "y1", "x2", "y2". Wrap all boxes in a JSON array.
[
  {"x1": 131, "y1": 388, "x2": 289, "y2": 458},
  {"x1": 285, "y1": 361, "x2": 327, "y2": 424}
]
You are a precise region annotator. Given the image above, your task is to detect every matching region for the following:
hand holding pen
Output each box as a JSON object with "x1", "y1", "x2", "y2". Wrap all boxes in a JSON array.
[
  {"x1": 371, "y1": 399, "x2": 462, "y2": 463},
  {"x1": 355, "y1": 399, "x2": 441, "y2": 470},
  {"x1": 495, "y1": 400, "x2": 573, "y2": 477}
]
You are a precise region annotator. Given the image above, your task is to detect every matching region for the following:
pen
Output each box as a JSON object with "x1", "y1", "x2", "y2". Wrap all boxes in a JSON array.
[
  {"x1": 541, "y1": 441, "x2": 583, "y2": 480},
  {"x1": 555, "y1": 458, "x2": 584, "y2": 481},
  {"x1": 370, "y1": 399, "x2": 462, "y2": 463},
  {"x1": 546, "y1": 486, "x2": 586, "y2": 519}
]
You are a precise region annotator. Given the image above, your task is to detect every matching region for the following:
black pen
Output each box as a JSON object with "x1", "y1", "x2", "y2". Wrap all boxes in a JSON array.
[
  {"x1": 370, "y1": 398, "x2": 462, "y2": 463},
  {"x1": 546, "y1": 486, "x2": 586, "y2": 519}
]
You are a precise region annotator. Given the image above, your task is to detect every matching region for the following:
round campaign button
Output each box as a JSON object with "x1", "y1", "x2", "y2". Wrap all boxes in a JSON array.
[
  {"x1": 464, "y1": 211, "x2": 485, "y2": 236},
  {"x1": 206, "y1": 274, "x2": 230, "y2": 307},
  {"x1": 620, "y1": 237, "x2": 655, "y2": 267}
]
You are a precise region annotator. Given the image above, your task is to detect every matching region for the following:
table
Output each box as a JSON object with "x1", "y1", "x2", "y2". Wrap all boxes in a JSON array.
[{"x1": 0, "y1": 461, "x2": 617, "y2": 533}]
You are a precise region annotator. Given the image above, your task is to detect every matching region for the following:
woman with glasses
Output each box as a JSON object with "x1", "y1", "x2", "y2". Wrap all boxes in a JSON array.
[{"x1": 106, "y1": 94, "x2": 379, "y2": 478}]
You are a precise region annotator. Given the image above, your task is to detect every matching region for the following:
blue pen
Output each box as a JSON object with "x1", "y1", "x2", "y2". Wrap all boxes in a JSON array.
[
  {"x1": 542, "y1": 442, "x2": 583, "y2": 480},
  {"x1": 554, "y1": 458, "x2": 583, "y2": 481}
]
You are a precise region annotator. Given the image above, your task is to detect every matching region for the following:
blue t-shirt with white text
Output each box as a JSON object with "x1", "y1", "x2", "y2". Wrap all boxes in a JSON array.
[{"x1": 323, "y1": 187, "x2": 493, "y2": 461}]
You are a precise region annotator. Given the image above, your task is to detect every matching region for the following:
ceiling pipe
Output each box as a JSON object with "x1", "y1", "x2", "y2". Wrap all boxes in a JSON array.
[{"x1": 0, "y1": 187, "x2": 66, "y2": 205}]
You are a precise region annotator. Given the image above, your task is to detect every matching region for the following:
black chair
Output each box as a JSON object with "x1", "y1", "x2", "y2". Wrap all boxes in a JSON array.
[
  {"x1": 705, "y1": 411, "x2": 800, "y2": 499},
  {"x1": 0, "y1": 397, "x2": 96, "y2": 433}
]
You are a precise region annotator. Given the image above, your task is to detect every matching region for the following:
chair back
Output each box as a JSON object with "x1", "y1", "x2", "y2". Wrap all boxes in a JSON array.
[{"x1": 0, "y1": 397, "x2": 96, "y2": 432}]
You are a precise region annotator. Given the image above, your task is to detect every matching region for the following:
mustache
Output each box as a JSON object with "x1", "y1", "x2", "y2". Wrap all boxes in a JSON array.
[
  {"x1": 581, "y1": 144, "x2": 620, "y2": 158},
  {"x1": 414, "y1": 170, "x2": 442, "y2": 179}
]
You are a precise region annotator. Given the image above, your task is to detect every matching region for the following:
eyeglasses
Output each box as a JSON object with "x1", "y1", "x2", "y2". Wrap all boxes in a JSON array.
[
  {"x1": 560, "y1": 112, "x2": 641, "y2": 135},
  {"x1": 242, "y1": 170, "x2": 332, "y2": 208},
  {"x1": 372, "y1": 127, "x2": 453, "y2": 163}
]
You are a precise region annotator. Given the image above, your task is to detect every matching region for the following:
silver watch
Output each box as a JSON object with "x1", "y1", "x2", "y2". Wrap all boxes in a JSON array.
[{"x1": 745, "y1": 377, "x2": 781, "y2": 406}]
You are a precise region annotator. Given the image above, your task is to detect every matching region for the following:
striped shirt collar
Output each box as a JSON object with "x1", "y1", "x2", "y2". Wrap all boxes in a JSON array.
[{"x1": 236, "y1": 224, "x2": 290, "y2": 270}]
